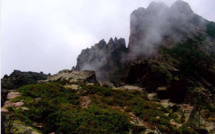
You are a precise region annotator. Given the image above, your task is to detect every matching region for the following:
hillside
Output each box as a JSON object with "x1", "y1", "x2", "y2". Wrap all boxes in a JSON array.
[{"x1": 2, "y1": 0, "x2": 215, "y2": 134}]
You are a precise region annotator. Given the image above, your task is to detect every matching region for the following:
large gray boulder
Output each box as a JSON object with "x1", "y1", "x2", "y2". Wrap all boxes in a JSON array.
[{"x1": 44, "y1": 69, "x2": 98, "y2": 85}]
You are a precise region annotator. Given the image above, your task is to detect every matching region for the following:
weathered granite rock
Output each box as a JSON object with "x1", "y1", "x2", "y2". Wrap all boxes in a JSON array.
[
  {"x1": 44, "y1": 69, "x2": 98, "y2": 85},
  {"x1": 147, "y1": 93, "x2": 159, "y2": 101},
  {"x1": 7, "y1": 91, "x2": 21, "y2": 100},
  {"x1": 76, "y1": 37, "x2": 127, "y2": 81},
  {"x1": 64, "y1": 84, "x2": 80, "y2": 90},
  {"x1": 125, "y1": 60, "x2": 176, "y2": 91},
  {"x1": 128, "y1": 0, "x2": 212, "y2": 59},
  {"x1": 114, "y1": 85, "x2": 143, "y2": 91},
  {"x1": 1, "y1": 70, "x2": 48, "y2": 107},
  {"x1": 1, "y1": 91, "x2": 22, "y2": 113},
  {"x1": 14, "y1": 101, "x2": 24, "y2": 107},
  {"x1": 99, "y1": 81, "x2": 115, "y2": 88},
  {"x1": 1, "y1": 70, "x2": 48, "y2": 90}
]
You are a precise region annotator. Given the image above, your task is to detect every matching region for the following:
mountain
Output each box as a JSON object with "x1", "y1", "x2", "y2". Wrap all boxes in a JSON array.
[
  {"x1": 76, "y1": 1, "x2": 215, "y2": 83},
  {"x1": 76, "y1": 0, "x2": 215, "y2": 99},
  {"x1": 2, "y1": 1, "x2": 215, "y2": 134}
]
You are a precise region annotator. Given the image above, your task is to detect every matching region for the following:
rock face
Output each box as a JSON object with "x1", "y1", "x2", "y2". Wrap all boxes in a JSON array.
[
  {"x1": 1, "y1": 70, "x2": 48, "y2": 106},
  {"x1": 74, "y1": 1, "x2": 215, "y2": 109},
  {"x1": 1, "y1": 70, "x2": 48, "y2": 90},
  {"x1": 44, "y1": 69, "x2": 98, "y2": 85},
  {"x1": 125, "y1": 60, "x2": 177, "y2": 91},
  {"x1": 76, "y1": 37, "x2": 127, "y2": 81},
  {"x1": 128, "y1": 0, "x2": 215, "y2": 59}
]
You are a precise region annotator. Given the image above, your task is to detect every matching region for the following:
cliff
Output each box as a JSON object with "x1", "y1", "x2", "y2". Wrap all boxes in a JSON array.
[{"x1": 76, "y1": 37, "x2": 127, "y2": 81}]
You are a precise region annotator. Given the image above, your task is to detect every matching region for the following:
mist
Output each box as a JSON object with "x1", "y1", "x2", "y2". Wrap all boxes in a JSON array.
[{"x1": 128, "y1": 0, "x2": 207, "y2": 60}]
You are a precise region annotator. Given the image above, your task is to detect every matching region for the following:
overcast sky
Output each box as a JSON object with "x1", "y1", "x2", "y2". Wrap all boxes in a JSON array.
[{"x1": 1, "y1": 0, "x2": 215, "y2": 77}]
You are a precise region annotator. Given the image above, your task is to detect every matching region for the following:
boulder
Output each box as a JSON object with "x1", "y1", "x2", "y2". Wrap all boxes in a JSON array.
[
  {"x1": 64, "y1": 84, "x2": 79, "y2": 90},
  {"x1": 7, "y1": 91, "x2": 21, "y2": 100},
  {"x1": 14, "y1": 101, "x2": 24, "y2": 107},
  {"x1": 99, "y1": 81, "x2": 115, "y2": 88},
  {"x1": 147, "y1": 93, "x2": 159, "y2": 101},
  {"x1": 45, "y1": 70, "x2": 98, "y2": 85},
  {"x1": 114, "y1": 85, "x2": 143, "y2": 91}
]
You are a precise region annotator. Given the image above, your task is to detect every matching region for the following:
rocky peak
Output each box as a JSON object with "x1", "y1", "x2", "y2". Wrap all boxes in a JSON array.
[
  {"x1": 171, "y1": 0, "x2": 193, "y2": 15},
  {"x1": 107, "y1": 37, "x2": 126, "y2": 53},
  {"x1": 76, "y1": 37, "x2": 127, "y2": 81},
  {"x1": 43, "y1": 69, "x2": 98, "y2": 85},
  {"x1": 146, "y1": 1, "x2": 169, "y2": 14},
  {"x1": 1, "y1": 70, "x2": 48, "y2": 90},
  {"x1": 128, "y1": 0, "x2": 211, "y2": 59},
  {"x1": 94, "y1": 39, "x2": 106, "y2": 50}
]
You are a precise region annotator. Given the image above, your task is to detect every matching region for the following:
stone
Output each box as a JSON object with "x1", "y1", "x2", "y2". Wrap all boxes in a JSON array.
[
  {"x1": 80, "y1": 96, "x2": 91, "y2": 108},
  {"x1": 144, "y1": 129, "x2": 156, "y2": 134},
  {"x1": 170, "y1": 119, "x2": 182, "y2": 128},
  {"x1": 45, "y1": 70, "x2": 98, "y2": 85},
  {"x1": 99, "y1": 81, "x2": 115, "y2": 88},
  {"x1": 115, "y1": 85, "x2": 143, "y2": 91},
  {"x1": 14, "y1": 101, "x2": 24, "y2": 107},
  {"x1": 180, "y1": 104, "x2": 194, "y2": 123},
  {"x1": 160, "y1": 99, "x2": 175, "y2": 108},
  {"x1": 1, "y1": 107, "x2": 8, "y2": 113},
  {"x1": 64, "y1": 84, "x2": 79, "y2": 90},
  {"x1": 86, "y1": 83, "x2": 95, "y2": 86},
  {"x1": 148, "y1": 93, "x2": 159, "y2": 101},
  {"x1": 20, "y1": 107, "x2": 29, "y2": 111},
  {"x1": 7, "y1": 91, "x2": 21, "y2": 99}
]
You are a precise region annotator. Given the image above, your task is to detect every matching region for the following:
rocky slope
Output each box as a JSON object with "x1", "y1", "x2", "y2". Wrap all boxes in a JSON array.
[{"x1": 2, "y1": 70, "x2": 215, "y2": 133}]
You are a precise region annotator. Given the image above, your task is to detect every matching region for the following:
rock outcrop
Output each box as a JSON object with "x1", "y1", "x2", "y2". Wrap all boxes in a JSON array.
[
  {"x1": 128, "y1": 0, "x2": 215, "y2": 59},
  {"x1": 1, "y1": 70, "x2": 48, "y2": 106},
  {"x1": 1, "y1": 70, "x2": 48, "y2": 90},
  {"x1": 74, "y1": 1, "x2": 215, "y2": 109},
  {"x1": 43, "y1": 69, "x2": 98, "y2": 85},
  {"x1": 76, "y1": 37, "x2": 127, "y2": 81}
]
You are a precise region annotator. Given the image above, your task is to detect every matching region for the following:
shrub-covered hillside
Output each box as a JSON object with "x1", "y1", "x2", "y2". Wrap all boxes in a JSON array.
[{"x1": 2, "y1": 82, "x2": 206, "y2": 134}]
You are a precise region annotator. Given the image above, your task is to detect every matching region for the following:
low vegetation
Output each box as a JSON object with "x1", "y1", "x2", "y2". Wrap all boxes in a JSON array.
[{"x1": 3, "y1": 83, "x2": 199, "y2": 134}]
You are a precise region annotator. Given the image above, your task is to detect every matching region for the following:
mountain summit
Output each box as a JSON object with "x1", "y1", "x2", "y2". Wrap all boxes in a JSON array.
[
  {"x1": 128, "y1": 0, "x2": 211, "y2": 59},
  {"x1": 76, "y1": 0, "x2": 215, "y2": 81}
]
